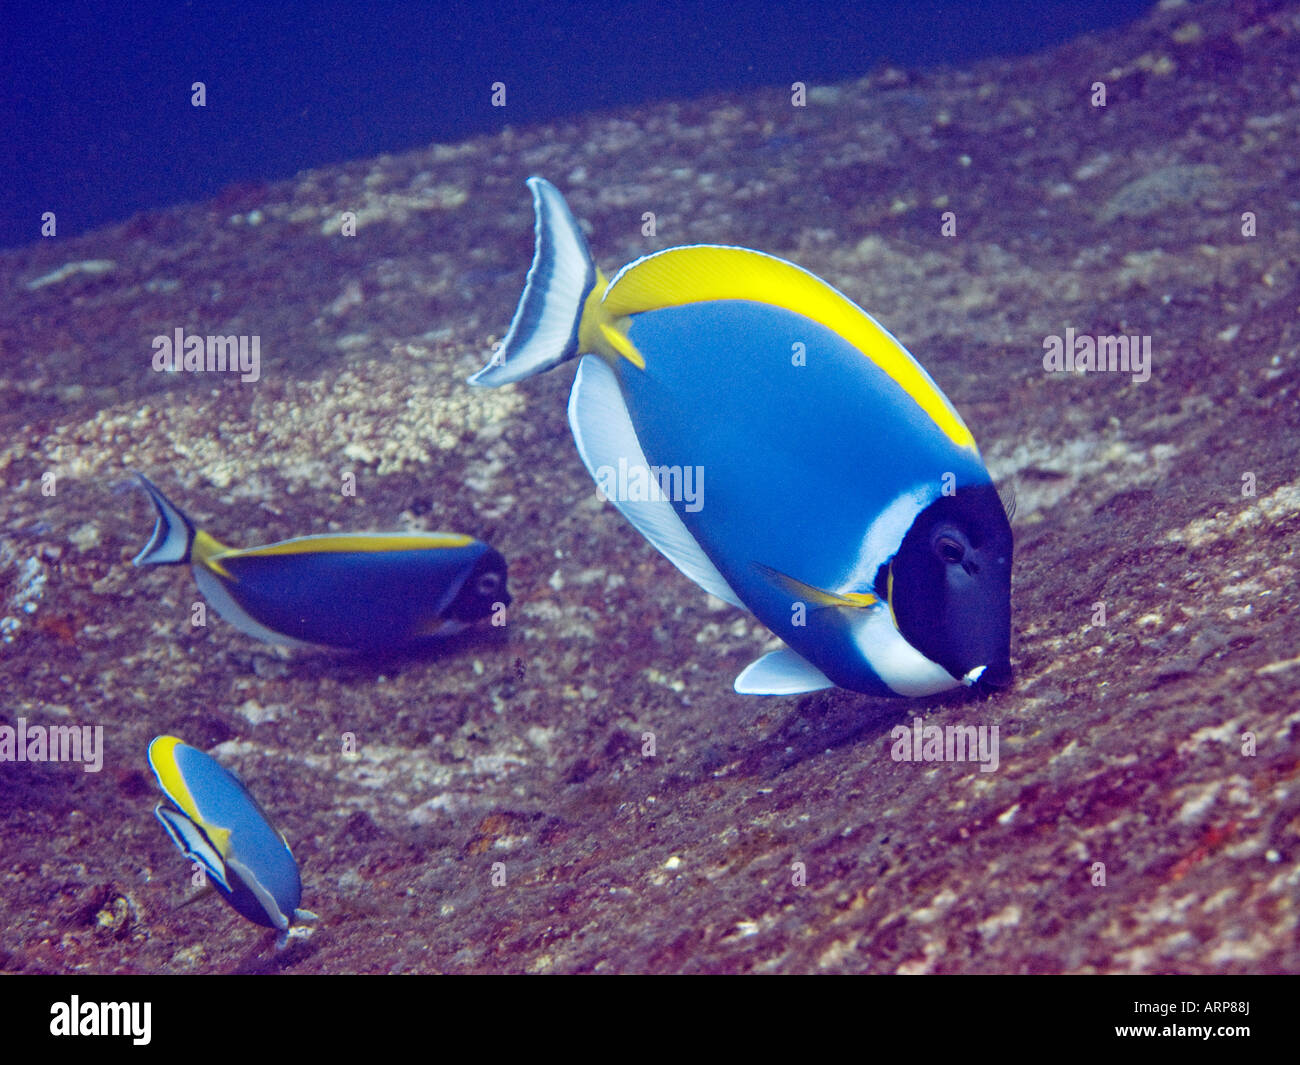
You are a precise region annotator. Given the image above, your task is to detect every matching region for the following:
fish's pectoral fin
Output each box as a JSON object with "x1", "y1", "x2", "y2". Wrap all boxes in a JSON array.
[
  {"x1": 423, "y1": 617, "x2": 468, "y2": 637},
  {"x1": 569, "y1": 355, "x2": 744, "y2": 609},
  {"x1": 752, "y1": 562, "x2": 878, "y2": 610},
  {"x1": 469, "y1": 177, "x2": 600, "y2": 387},
  {"x1": 132, "y1": 473, "x2": 199, "y2": 566},
  {"x1": 999, "y1": 481, "x2": 1018, "y2": 523},
  {"x1": 734, "y1": 648, "x2": 836, "y2": 695}
]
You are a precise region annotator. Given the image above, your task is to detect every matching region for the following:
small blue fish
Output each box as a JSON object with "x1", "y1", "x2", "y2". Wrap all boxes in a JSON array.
[
  {"x1": 132, "y1": 474, "x2": 510, "y2": 651},
  {"x1": 147, "y1": 735, "x2": 313, "y2": 936},
  {"x1": 470, "y1": 178, "x2": 1013, "y2": 698}
]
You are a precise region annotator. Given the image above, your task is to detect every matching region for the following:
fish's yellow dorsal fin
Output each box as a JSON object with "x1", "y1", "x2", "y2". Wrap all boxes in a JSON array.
[
  {"x1": 602, "y1": 245, "x2": 976, "y2": 451},
  {"x1": 232, "y1": 533, "x2": 474, "y2": 559},
  {"x1": 148, "y1": 736, "x2": 202, "y2": 818}
]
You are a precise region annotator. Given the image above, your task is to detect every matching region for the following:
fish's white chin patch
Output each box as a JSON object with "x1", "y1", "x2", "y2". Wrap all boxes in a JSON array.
[{"x1": 851, "y1": 610, "x2": 958, "y2": 697}]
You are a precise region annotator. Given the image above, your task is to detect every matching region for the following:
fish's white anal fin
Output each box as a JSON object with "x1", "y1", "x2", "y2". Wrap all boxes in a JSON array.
[
  {"x1": 469, "y1": 177, "x2": 595, "y2": 387},
  {"x1": 568, "y1": 355, "x2": 744, "y2": 610},
  {"x1": 192, "y1": 564, "x2": 315, "y2": 648},
  {"x1": 734, "y1": 648, "x2": 836, "y2": 696}
]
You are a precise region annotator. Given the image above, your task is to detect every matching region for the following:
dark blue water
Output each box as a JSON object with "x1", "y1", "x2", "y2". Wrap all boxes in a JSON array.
[{"x1": 2, "y1": 0, "x2": 1155, "y2": 250}]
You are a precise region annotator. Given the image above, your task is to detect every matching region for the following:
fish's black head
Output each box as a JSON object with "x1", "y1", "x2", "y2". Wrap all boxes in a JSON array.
[
  {"x1": 447, "y1": 547, "x2": 511, "y2": 623},
  {"x1": 885, "y1": 484, "x2": 1014, "y2": 693}
]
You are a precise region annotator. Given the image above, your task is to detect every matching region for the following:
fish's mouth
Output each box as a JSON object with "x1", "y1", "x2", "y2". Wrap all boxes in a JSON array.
[{"x1": 961, "y1": 662, "x2": 1012, "y2": 695}]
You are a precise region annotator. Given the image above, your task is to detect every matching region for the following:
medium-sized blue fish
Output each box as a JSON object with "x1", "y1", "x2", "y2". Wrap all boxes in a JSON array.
[
  {"x1": 132, "y1": 474, "x2": 510, "y2": 651},
  {"x1": 148, "y1": 735, "x2": 314, "y2": 939},
  {"x1": 470, "y1": 178, "x2": 1013, "y2": 698}
]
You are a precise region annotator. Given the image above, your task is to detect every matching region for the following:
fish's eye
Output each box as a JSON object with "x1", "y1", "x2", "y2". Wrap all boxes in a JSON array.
[
  {"x1": 935, "y1": 535, "x2": 965, "y2": 564},
  {"x1": 476, "y1": 572, "x2": 501, "y2": 596}
]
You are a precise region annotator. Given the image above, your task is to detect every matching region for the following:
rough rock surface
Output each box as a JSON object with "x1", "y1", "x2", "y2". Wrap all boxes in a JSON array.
[{"x1": 1, "y1": 0, "x2": 1298, "y2": 973}]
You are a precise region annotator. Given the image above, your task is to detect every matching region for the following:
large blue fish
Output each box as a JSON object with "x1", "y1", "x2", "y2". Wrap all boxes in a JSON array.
[
  {"x1": 132, "y1": 474, "x2": 509, "y2": 651},
  {"x1": 148, "y1": 735, "x2": 314, "y2": 937},
  {"x1": 470, "y1": 178, "x2": 1012, "y2": 697}
]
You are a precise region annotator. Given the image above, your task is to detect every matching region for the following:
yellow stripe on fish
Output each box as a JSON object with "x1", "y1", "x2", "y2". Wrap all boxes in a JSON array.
[{"x1": 600, "y1": 245, "x2": 976, "y2": 453}]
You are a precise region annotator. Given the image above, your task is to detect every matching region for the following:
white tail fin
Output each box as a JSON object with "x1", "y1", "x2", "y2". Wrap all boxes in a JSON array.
[
  {"x1": 468, "y1": 177, "x2": 597, "y2": 387},
  {"x1": 132, "y1": 473, "x2": 196, "y2": 566}
]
